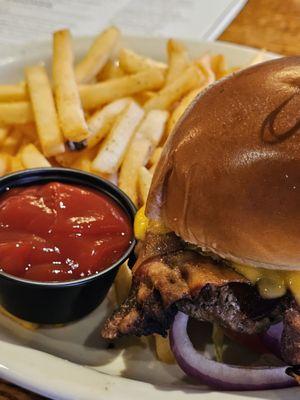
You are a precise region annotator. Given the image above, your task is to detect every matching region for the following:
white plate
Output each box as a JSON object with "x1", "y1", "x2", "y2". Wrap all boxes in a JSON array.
[{"x1": 0, "y1": 36, "x2": 295, "y2": 400}]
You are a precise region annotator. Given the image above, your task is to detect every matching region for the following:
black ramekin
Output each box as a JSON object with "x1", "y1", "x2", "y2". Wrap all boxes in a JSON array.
[{"x1": 0, "y1": 168, "x2": 136, "y2": 324}]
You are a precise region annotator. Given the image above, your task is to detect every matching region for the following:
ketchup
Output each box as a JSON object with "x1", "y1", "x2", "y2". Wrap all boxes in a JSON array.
[{"x1": 0, "y1": 182, "x2": 132, "y2": 282}]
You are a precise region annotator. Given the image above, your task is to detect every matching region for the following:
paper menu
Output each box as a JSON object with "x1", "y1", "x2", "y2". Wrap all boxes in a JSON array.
[{"x1": 0, "y1": 0, "x2": 246, "y2": 51}]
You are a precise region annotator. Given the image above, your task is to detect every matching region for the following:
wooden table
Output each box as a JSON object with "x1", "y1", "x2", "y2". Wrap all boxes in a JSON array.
[
  {"x1": 220, "y1": 0, "x2": 300, "y2": 55},
  {"x1": 1, "y1": 0, "x2": 299, "y2": 398}
]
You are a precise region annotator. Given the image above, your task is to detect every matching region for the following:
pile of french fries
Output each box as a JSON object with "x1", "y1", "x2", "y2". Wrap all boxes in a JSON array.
[{"x1": 0, "y1": 25, "x2": 265, "y2": 361}]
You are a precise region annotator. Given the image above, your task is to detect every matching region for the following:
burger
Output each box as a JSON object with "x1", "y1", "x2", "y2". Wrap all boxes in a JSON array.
[{"x1": 102, "y1": 56, "x2": 300, "y2": 390}]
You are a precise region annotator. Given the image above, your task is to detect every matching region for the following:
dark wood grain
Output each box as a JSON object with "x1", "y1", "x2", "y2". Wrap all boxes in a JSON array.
[
  {"x1": 0, "y1": 381, "x2": 44, "y2": 400},
  {"x1": 2, "y1": 0, "x2": 299, "y2": 398},
  {"x1": 219, "y1": 0, "x2": 300, "y2": 55}
]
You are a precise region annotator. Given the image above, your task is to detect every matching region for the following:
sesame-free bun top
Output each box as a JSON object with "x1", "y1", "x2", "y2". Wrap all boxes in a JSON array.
[{"x1": 146, "y1": 56, "x2": 300, "y2": 271}]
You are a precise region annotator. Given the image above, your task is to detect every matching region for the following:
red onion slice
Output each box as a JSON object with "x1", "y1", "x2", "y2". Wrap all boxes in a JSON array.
[
  {"x1": 261, "y1": 322, "x2": 283, "y2": 359},
  {"x1": 170, "y1": 312, "x2": 296, "y2": 391}
]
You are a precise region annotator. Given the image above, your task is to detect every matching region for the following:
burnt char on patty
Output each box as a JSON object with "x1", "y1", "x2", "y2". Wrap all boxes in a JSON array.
[
  {"x1": 281, "y1": 302, "x2": 300, "y2": 365},
  {"x1": 178, "y1": 283, "x2": 286, "y2": 335},
  {"x1": 102, "y1": 231, "x2": 299, "y2": 365}
]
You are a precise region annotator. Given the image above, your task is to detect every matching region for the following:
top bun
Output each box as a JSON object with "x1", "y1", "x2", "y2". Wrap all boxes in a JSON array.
[{"x1": 146, "y1": 57, "x2": 300, "y2": 270}]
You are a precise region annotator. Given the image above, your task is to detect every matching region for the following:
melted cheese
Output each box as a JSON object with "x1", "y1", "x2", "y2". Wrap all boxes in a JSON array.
[
  {"x1": 233, "y1": 263, "x2": 300, "y2": 303},
  {"x1": 134, "y1": 206, "x2": 170, "y2": 240},
  {"x1": 134, "y1": 205, "x2": 149, "y2": 240},
  {"x1": 134, "y1": 207, "x2": 300, "y2": 303}
]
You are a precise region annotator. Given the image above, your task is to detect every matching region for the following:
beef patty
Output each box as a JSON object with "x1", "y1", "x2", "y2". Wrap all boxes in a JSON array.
[{"x1": 102, "y1": 231, "x2": 299, "y2": 365}]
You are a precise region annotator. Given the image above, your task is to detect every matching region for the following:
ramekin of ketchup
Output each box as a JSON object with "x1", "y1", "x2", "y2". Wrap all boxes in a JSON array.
[{"x1": 0, "y1": 168, "x2": 136, "y2": 324}]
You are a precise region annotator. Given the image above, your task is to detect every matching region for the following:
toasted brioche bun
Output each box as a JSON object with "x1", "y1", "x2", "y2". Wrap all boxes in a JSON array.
[{"x1": 147, "y1": 56, "x2": 300, "y2": 270}]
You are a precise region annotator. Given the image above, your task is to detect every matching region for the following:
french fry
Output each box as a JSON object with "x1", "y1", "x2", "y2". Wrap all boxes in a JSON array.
[
  {"x1": 18, "y1": 123, "x2": 37, "y2": 142},
  {"x1": 165, "y1": 39, "x2": 190, "y2": 85},
  {"x1": 107, "y1": 172, "x2": 118, "y2": 186},
  {"x1": 55, "y1": 146, "x2": 97, "y2": 167},
  {"x1": 194, "y1": 53, "x2": 215, "y2": 85},
  {"x1": 0, "y1": 127, "x2": 8, "y2": 145},
  {"x1": 138, "y1": 166, "x2": 153, "y2": 204},
  {"x1": 149, "y1": 146, "x2": 163, "y2": 173},
  {"x1": 19, "y1": 135, "x2": 34, "y2": 150},
  {"x1": 138, "y1": 110, "x2": 168, "y2": 146},
  {"x1": 80, "y1": 68, "x2": 165, "y2": 110},
  {"x1": 154, "y1": 334, "x2": 176, "y2": 364},
  {"x1": 70, "y1": 147, "x2": 98, "y2": 172},
  {"x1": 134, "y1": 91, "x2": 155, "y2": 105},
  {"x1": 149, "y1": 146, "x2": 163, "y2": 165},
  {"x1": 166, "y1": 87, "x2": 201, "y2": 135},
  {"x1": 120, "y1": 111, "x2": 167, "y2": 203},
  {"x1": 1, "y1": 128, "x2": 23, "y2": 155},
  {"x1": 0, "y1": 102, "x2": 33, "y2": 124},
  {"x1": 92, "y1": 101, "x2": 144, "y2": 174},
  {"x1": 144, "y1": 66, "x2": 203, "y2": 111},
  {"x1": 86, "y1": 98, "x2": 130, "y2": 149},
  {"x1": 10, "y1": 155, "x2": 24, "y2": 172},
  {"x1": 211, "y1": 54, "x2": 227, "y2": 79},
  {"x1": 53, "y1": 29, "x2": 89, "y2": 142},
  {"x1": 119, "y1": 137, "x2": 152, "y2": 205},
  {"x1": 0, "y1": 153, "x2": 9, "y2": 175},
  {"x1": 0, "y1": 305, "x2": 39, "y2": 330},
  {"x1": 119, "y1": 48, "x2": 167, "y2": 74},
  {"x1": 0, "y1": 84, "x2": 28, "y2": 102},
  {"x1": 97, "y1": 59, "x2": 125, "y2": 81},
  {"x1": 25, "y1": 65, "x2": 65, "y2": 157},
  {"x1": 71, "y1": 156, "x2": 91, "y2": 172},
  {"x1": 55, "y1": 150, "x2": 78, "y2": 167},
  {"x1": 114, "y1": 262, "x2": 132, "y2": 305},
  {"x1": 20, "y1": 143, "x2": 51, "y2": 168},
  {"x1": 75, "y1": 26, "x2": 120, "y2": 84}
]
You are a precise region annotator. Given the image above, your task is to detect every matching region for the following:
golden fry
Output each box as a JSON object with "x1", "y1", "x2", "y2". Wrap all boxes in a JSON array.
[
  {"x1": 134, "y1": 91, "x2": 155, "y2": 105},
  {"x1": 55, "y1": 151, "x2": 78, "y2": 167},
  {"x1": 138, "y1": 110, "x2": 168, "y2": 146},
  {"x1": 1, "y1": 128, "x2": 23, "y2": 155},
  {"x1": 211, "y1": 54, "x2": 227, "y2": 80},
  {"x1": 166, "y1": 87, "x2": 201, "y2": 135},
  {"x1": 75, "y1": 26, "x2": 120, "y2": 84},
  {"x1": 80, "y1": 68, "x2": 165, "y2": 110},
  {"x1": 0, "y1": 305, "x2": 39, "y2": 330},
  {"x1": 0, "y1": 102, "x2": 33, "y2": 124},
  {"x1": 10, "y1": 155, "x2": 24, "y2": 172},
  {"x1": 53, "y1": 29, "x2": 89, "y2": 142},
  {"x1": 119, "y1": 48, "x2": 167, "y2": 74},
  {"x1": 194, "y1": 53, "x2": 215, "y2": 85},
  {"x1": 26, "y1": 65, "x2": 65, "y2": 157},
  {"x1": 97, "y1": 59, "x2": 125, "y2": 81},
  {"x1": 0, "y1": 127, "x2": 8, "y2": 145},
  {"x1": 70, "y1": 147, "x2": 98, "y2": 172},
  {"x1": 154, "y1": 334, "x2": 176, "y2": 364},
  {"x1": 144, "y1": 66, "x2": 203, "y2": 111},
  {"x1": 0, "y1": 153, "x2": 9, "y2": 176},
  {"x1": 120, "y1": 109, "x2": 167, "y2": 204},
  {"x1": 119, "y1": 137, "x2": 152, "y2": 205},
  {"x1": 114, "y1": 262, "x2": 132, "y2": 305},
  {"x1": 92, "y1": 101, "x2": 144, "y2": 174},
  {"x1": 165, "y1": 39, "x2": 190, "y2": 85},
  {"x1": 0, "y1": 84, "x2": 28, "y2": 102},
  {"x1": 148, "y1": 146, "x2": 163, "y2": 173},
  {"x1": 18, "y1": 123, "x2": 37, "y2": 142},
  {"x1": 71, "y1": 157, "x2": 91, "y2": 172},
  {"x1": 20, "y1": 143, "x2": 51, "y2": 168},
  {"x1": 138, "y1": 166, "x2": 153, "y2": 204},
  {"x1": 87, "y1": 98, "x2": 130, "y2": 149}
]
